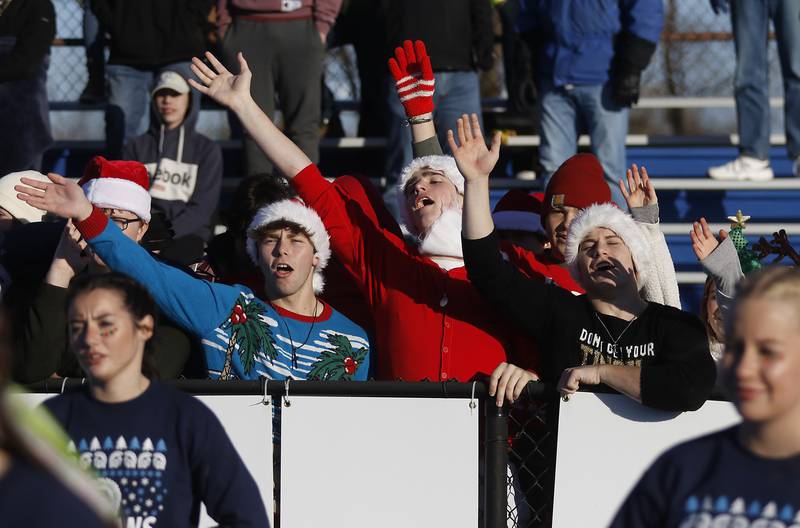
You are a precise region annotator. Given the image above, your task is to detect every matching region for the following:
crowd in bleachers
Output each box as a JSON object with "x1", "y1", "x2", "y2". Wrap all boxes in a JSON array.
[{"x1": 2, "y1": 0, "x2": 800, "y2": 526}]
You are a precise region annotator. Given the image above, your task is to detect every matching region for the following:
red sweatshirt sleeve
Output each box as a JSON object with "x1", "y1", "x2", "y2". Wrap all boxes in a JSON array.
[{"x1": 293, "y1": 163, "x2": 408, "y2": 307}]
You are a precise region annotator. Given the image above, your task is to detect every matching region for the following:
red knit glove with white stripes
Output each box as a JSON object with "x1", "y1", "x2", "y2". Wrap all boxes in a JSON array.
[{"x1": 388, "y1": 40, "x2": 435, "y2": 118}]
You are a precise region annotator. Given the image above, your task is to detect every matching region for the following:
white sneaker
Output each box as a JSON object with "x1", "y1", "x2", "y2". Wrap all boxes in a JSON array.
[{"x1": 708, "y1": 156, "x2": 774, "y2": 181}]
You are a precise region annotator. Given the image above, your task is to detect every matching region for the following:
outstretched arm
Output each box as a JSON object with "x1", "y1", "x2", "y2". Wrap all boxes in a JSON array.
[
  {"x1": 189, "y1": 52, "x2": 311, "y2": 179},
  {"x1": 449, "y1": 113, "x2": 501, "y2": 240}
]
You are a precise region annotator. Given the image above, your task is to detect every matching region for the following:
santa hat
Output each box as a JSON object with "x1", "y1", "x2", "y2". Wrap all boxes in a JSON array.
[
  {"x1": 0, "y1": 171, "x2": 50, "y2": 223},
  {"x1": 78, "y1": 156, "x2": 152, "y2": 222},
  {"x1": 564, "y1": 203, "x2": 651, "y2": 287},
  {"x1": 543, "y1": 153, "x2": 611, "y2": 220},
  {"x1": 492, "y1": 189, "x2": 544, "y2": 234},
  {"x1": 245, "y1": 199, "x2": 331, "y2": 294},
  {"x1": 396, "y1": 155, "x2": 464, "y2": 234}
]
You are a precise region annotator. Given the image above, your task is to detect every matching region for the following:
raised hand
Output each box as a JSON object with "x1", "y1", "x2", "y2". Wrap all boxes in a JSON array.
[
  {"x1": 690, "y1": 217, "x2": 728, "y2": 261},
  {"x1": 388, "y1": 40, "x2": 435, "y2": 118},
  {"x1": 619, "y1": 164, "x2": 658, "y2": 210},
  {"x1": 15, "y1": 173, "x2": 93, "y2": 221},
  {"x1": 447, "y1": 113, "x2": 501, "y2": 183},
  {"x1": 189, "y1": 51, "x2": 253, "y2": 113},
  {"x1": 46, "y1": 221, "x2": 91, "y2": 287}
]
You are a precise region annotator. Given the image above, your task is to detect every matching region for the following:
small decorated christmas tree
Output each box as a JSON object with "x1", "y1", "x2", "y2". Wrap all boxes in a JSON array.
[{"x1": 727, "y1": 210, "x2": 761, "y2": 274}]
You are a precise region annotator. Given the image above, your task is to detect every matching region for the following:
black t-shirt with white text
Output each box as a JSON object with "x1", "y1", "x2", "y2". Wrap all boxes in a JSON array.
[{"x1": 463, "y1": 231, "x2": 716, "y2": 411}]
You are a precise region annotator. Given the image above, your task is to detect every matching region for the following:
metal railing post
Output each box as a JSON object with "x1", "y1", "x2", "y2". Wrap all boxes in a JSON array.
[{"x1": 484, "y1": 399, "x2": 509, "y2": 528}]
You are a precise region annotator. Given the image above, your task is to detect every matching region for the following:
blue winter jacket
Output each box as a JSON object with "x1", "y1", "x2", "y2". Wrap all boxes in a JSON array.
[{"x1": 517, "y1": 0, "x2": 663, "y2": 87}]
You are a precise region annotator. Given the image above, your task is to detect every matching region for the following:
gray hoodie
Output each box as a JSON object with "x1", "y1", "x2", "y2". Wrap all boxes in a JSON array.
[{"x1": 123, "y1": 85, "x2": 223, "y2": 241}]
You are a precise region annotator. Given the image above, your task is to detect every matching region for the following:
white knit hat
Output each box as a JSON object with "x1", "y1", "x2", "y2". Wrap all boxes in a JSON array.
[
  {"x1": 564, "y1": 203, "x2": 651, "y2": 287},
  {"x1": 397, "y1": 155, "x2": 464, "y2": 234},
  {"x1": 1, "y1": 171, "x2": 49, "y2": 223},
  {"x1": 245, "y1": 199, "x2": 331, "y2": 293}
]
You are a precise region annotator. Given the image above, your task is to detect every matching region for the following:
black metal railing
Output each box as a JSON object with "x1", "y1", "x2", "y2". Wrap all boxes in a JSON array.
[{"x1": 28, "y1": 378, "x2": 556, "y2": 528}]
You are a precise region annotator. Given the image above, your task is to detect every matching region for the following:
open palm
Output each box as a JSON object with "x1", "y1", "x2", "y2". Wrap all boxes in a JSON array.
[
  {"x1": 619, "y1": 164, "x2": 658, "y2": 209},
  {"x1": 447, "y1": 113, "x2": 501, "y2": 183},
  {"x1": 15, "y1": 173, "x2": 93, "y2": 220},
  {"x1": 189, "y1": 51, "x2": 253, "y2": 112}
]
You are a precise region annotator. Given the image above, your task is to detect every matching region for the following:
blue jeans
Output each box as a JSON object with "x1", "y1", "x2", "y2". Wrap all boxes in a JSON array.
[
  {"x1": 384, "y1": 70, "x2": 482, "y2": 180},
  {"x1": 539, "y1": 81, "x2": 628, "y2": 208},
  {"x1": 105, "y1": 61, "x2": 193, "y2": 157},
  {"x1": 731, "y1": 0, "x2": 800, "y2": 161}
]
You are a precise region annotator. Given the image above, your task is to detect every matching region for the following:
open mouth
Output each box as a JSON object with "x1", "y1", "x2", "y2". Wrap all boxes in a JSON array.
[
  {"x1": 414, "y1": 197, "x2": 435, "y2": 211},
  {"x1": 274, "y1": 263, "x2": 294, "y2": 277},
  {"x1": 594, "y1": 261, "x2": 615, "y2": 273}
]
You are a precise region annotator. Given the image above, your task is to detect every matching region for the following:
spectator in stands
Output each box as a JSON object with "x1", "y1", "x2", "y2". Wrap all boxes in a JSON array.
[
  {"x1": 612, "y1": 266, "x2": 800, "y2": 526},
  {"x1": 517, "y1": 0, "x2": 663, "y2": 207},
  {"x1": 123, "y1": 71, "x2": 222, "y2": 265},
  {"x1": 79, "y1": 0, "x2": 105, "y2": 104},
  {"x1": 492, "y1": 190, "x2": 548, "y2": 256},
  {"x1": 707, "y1": 0, "x2": 800, "y2": 181},
  {"x1": 16, "y1": 169, "x2": 372, "y2": 382},
  {"x1": 383, "y1": 2, "x2": 494, "y2": 184},
  {"x1": 203, "y1": 174, "x2": 295, "y2": 297},
  {"x1": 91, "y1": 0, "x2": 213, "y2": 157},
  {"x1": 14, "y1": 157, "x2": 193, "y2": 383},
  {"x1": 216, "y1": 0, "x2": 340, "y2": 176},
  {"x1": 0, "y1": 0, "x2": 54, "y2": 175},
  {"x1": 187, "y1": 50, "x2": 578, "y2": 404},
  {"x1": 457, "y1": 114, "x2": 715, "y2": 411},
  {"x1": 43, "y1": 272, "x2": 269, "y2": 527},
  {"x1": 0, "y1": 309, "x2": 116, "y2": 527}
]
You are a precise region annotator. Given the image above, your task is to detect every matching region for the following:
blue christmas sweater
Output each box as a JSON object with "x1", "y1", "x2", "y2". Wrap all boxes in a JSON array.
[
  {"x1": 611, "y1": 426, "x2": 800, "y2": 527},
  {"x1": 76, "y1": 208, "x2": 371, "y2": 381},
  {"x1": 44, "y1": 381, "x2": 269, "y2": 527}
]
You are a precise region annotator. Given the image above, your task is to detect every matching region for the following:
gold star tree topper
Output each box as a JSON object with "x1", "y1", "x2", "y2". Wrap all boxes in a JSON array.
[{"x1": 728, "y1": 210, "x2": 751, "y2": 229}]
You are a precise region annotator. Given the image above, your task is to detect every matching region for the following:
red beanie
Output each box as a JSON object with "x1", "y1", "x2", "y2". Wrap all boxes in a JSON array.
[
  {"x1": 542, "y1": 153, "x2": 611, "y2": 218},
  {"x1": 78, "y1": 156, "x2": 152, "y2": 221},
  {"x1": 492, "y1": 189, "x2": 544, "y2": 234}
]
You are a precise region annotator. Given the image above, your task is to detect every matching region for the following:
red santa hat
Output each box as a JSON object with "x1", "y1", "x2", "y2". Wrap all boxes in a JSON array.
[
  {"x1": 78, "y1": 156, "x2": 152, "y2": 222},
  {"x1": 245, "y1": 199, "x2": 332, "y2": 294},
  {"x1": 543, "y1": 153, "x2": 611, "y2": 221},
  {"x1": 564, "y1": 203, "x2": 651, "y2": 288},
  {"x1": 492, "y1": 189, "x2": 544, "y2": 234}
]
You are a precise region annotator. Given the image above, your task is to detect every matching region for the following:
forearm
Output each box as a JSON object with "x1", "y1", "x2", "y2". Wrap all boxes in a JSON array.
[
  {"x1": 701, "y1": 237, "x2": 743, "y2": 298},
  {"x1": 599, "y1": 365, "x2": 642, "y2": 403},
  {"x1": 462, "y1": 179, "x2": 495, "y2": 240},
  {"x1": 410, "y1": 112, "x2": 436, "y2": 144},
  {"x1": 45, "y1": 260, "x2": 78, "y2": 289},
  {"x1": 233, "y1": 98, "x2": 311, "y2": 178}
]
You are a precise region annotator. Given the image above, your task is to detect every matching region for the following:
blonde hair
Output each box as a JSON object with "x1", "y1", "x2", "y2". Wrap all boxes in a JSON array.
[
  {"x1": 730, "y1": 266, "x2": 800, "y2": 334},
  {"x1": 735, "y1": 266, "x2": 800, "y2": 305}
]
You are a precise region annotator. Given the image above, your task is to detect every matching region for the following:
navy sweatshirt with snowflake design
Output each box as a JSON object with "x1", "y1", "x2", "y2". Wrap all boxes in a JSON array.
[
  {"x1": 43, "y1": 381, "x2": 268, "y2": 527},
  {"x1": 75, "y1": 208, "x2": 371, "y2": 381}
]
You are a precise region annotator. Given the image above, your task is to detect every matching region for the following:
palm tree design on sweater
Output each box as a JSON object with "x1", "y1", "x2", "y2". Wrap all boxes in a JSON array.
[
  {"x1": 307, "y1": 334, "x2": 368, "y2": 381},
  {"x1": 220, "y1": 295, "x2": 276, "y2": 379}
]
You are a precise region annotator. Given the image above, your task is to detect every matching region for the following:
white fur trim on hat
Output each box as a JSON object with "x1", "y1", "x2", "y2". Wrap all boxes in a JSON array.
[
  {"x1": 396, "y1": 155, "x2": 464, "y2": 235},
  {"x1": 81, "y1": 178, "x2": 152, "y2": 222},
  {"x1": 0, "y1": 171, "x2": 49, "y2": 223},
  {"x1": 564, "y1": 203, "x2": 651, "y2": 288},
  {"x1": 245, "y1": 199, "x2": 331, "y2": 294}
]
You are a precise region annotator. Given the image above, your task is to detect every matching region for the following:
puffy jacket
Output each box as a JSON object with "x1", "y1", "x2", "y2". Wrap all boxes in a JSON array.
[{"x1": 517, "y1": 0, "x2": 663, "y2": 86}]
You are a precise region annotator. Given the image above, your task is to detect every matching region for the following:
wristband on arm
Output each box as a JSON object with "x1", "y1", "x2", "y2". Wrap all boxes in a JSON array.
[{"x1": 388, "y1": 39, "x2": 435, "y2": 118}]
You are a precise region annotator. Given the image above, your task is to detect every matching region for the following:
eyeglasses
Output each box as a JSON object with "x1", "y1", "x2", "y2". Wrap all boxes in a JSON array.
[
  {"x1": 101, "y1": 210, "x2": 142, "y2": 231},
  {"x1": 110, "y1": 216, "x2": 142, "y2": 230}
]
